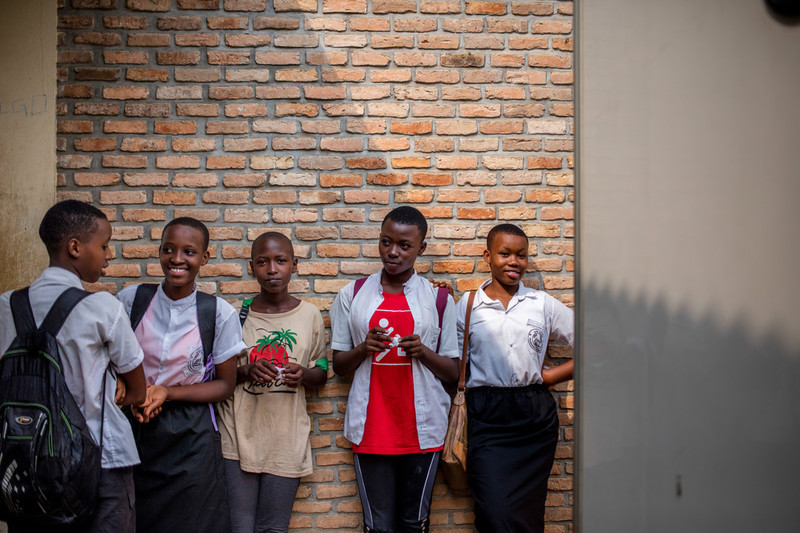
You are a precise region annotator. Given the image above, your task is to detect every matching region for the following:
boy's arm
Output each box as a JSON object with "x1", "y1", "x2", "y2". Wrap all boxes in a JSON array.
[
  {"x1": 116, "y1": 364, "x2": 146, "y2": 407},
  {"x1": 136, "y1": 358, "x2": 237, "y2": 422},
  {"x1": 303, "y1": 366, "x2": 327, "y2": 387}
]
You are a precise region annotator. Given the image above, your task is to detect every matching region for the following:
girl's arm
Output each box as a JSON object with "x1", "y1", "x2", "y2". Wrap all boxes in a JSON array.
[
  {"x1": 135, "y1": 358, "x2": 237, "y2": 422},
  {"x1": 541, "y1": 359, "x2": 574, "y2": 386},
  {"x1": 236, "y1": 363, "x2": 251, "y2": 384},
  {"x1": 399, "y1": 337, "x2": 459, "y2": 384},
  {"x1": 332, "y1": 327, "x2": 392, "y2": 375}
]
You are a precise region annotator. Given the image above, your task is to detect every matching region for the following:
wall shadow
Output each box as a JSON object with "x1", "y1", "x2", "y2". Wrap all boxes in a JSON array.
[{"x1": 579, "y1": 282, "x2": 800, "y2": 532}]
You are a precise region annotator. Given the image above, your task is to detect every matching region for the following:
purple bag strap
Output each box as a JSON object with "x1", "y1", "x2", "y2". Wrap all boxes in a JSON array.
[
  {"x1": 352, "y1": 277, "x2": 367, "y2": 298},
  {"x1": 434, "y1": 286, "x2": 448, "y2": 352}
]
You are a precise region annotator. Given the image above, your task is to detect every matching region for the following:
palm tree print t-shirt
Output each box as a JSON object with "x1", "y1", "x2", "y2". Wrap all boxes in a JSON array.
[{"x1": 217, "y1": 300, "x2": 327, "y2": 477}]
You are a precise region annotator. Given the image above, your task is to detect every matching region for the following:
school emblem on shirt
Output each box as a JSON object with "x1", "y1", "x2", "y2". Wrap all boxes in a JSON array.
[
  {"x1": 244, "y1": 328, "x2": 297, "y2": 395},
  {"x1": 527, "y1": 326, "x2": 545, "y2": 356},
  {"x1": 184, "y1": 345, "x2": 204, "y2": 377}
]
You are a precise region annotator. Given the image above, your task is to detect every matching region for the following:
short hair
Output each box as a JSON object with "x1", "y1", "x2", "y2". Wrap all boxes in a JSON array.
[
  {"x1": 382, "y1": 206, "x2": 427, "y2": 239},
  {"x1": 38, "y1": 200, "x2": 108, "y2": 255},
  {"x1": 251, "y1": 231, "x2": 294, "y2": 259},
  {"x1": 163, "y1": 217, "x2": 209, "y2": 250},
  {"x1": 486, "y1": 223, "x2": 529, "y2": 249}
]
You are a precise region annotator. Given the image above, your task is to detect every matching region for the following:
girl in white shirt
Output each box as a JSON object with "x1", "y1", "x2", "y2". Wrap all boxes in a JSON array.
[
  {"x1": 456, "y1": 224, "x2": 574, "y2": 533},
  {"x1": 117, "y1": 218, "x2": 246, "y2": 533}
]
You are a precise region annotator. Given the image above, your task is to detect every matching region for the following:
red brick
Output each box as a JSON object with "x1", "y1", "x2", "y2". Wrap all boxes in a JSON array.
[
  {"x1": 173, "y1": 173, "x2": 218, "y2": 187},
  {"x1": 120, "y1": 138, "x2": 167, "y2": 152},
  {"x1": 156, "y1": 155, "x2": 200, "y2": 169},
  {"x1": 123, "y1": 172, "x2": 169, "y2": 187},
  {"x1": 152, "y1": 191, "x2": 196, "y2": 205},
  {"x1": 73, "y1": 173, "x2": 120, "y2": 186}
]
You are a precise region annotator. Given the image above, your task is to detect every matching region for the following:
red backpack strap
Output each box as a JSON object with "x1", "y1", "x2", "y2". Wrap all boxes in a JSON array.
[{"x1": 352, "y1": 277, "x2": 367, "y2": 299}]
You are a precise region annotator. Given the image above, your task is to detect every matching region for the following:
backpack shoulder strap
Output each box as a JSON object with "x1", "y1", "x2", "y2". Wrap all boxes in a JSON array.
[
  {"x1": 196, "y1": 291, "x2": 217, "y2": 361},
  {"x1": 9, "y1": 287, "x2": 35, "y2": 336},
  {"x1": 39, "y1": 287, "x2": 91, "y2": 337},
  {"x1": 238, "y1": 297, "x2": 253, "y2": 326},
  {"x1": 352, "y1": 277, "x2": 367, "y2": 299},
  {"x1": 434, "y1": 285, "x2": 449, "y2": 352},
  {"x1": 435, "y1": 286, "x2": 448, "y2": 329},
  {"x1": 129, "y1": 283, "x2": 158, "y2": 332}
]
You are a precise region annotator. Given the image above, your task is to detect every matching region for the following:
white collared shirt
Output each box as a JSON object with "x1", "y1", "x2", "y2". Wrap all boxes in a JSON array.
[
  {"x1": 330, "y1": 270, "x2": 459, "y2": 449},
  {"x1": 118, "y1": 283, "x2": 246, "y2": 387},
  {"x1": 0, "y1": 267, "x2": 144, "y2": 468},
  {"x1": 457, "y1": 280, "x2": 574, "y2": 388}
]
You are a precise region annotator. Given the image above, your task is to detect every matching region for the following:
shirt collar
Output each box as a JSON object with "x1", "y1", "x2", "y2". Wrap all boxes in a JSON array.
[
  {"x1": 474, "y1": 278, "x2": 539, "y2": 308},
  {"x1": 156, "y1": 281, "x2": 197, "y2": 310},
  {"x1": 40, "y1": 266, "x2": 84, "y2": 289}
]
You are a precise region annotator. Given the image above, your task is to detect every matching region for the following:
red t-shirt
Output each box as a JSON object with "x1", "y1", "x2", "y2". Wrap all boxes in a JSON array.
[{"x1": 353, "y1": 292, "x2": 439, "y2": 454}]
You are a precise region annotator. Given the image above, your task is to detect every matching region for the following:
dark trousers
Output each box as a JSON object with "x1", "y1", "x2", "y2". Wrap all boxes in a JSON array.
[
  {"x1": 353, "y1": 451, "x2": 440, "y2": 533},
  {"x1": 467, "y1": 384, "x2": 559, "y2": 533},
  {"x1": 8, "y1": 466, "x2": 135, "y2": 533},
  {"x1": 223, "y1": 459, "x2": 300, "y2": 533}
]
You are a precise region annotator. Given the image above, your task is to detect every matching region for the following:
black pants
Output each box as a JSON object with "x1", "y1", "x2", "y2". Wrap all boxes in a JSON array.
[
  {"x1": 353, "y1": 451, "x2": 440, "y2": 533},
  {"x1": 467, "y1": 384, "x2": 559, "y2": 533}
]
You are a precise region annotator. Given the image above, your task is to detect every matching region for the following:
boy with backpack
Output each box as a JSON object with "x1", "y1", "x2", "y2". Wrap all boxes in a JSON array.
[
  {"x1": 0, "y1": 200, "x2": 147, "y2": 532},
  {"x1": 330, "y1": 206, "x2": 459, "y2": 533}
]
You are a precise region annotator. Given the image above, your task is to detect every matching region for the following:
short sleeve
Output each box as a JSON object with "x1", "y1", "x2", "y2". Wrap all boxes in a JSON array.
[
  {"x1": 436, "y1": 291, "x2": 460, "y2": 359},
  {"x1": 547, "y1": 295, "x2": 574, "y2": 348},
  {"x1": 212, "y1": 297, "x2": 248, "y2": 365},
  {"x1": 329, "y1": 283, "x2": 355, "y2": 352},
  {"x1": 94, "y1": 292, "x2": 144, "y2": 375}
]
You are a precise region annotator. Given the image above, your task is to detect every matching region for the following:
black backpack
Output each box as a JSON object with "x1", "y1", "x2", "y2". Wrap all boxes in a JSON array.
[{"x1": 0, "y1": 287, "x2": 106, "y2": 525}]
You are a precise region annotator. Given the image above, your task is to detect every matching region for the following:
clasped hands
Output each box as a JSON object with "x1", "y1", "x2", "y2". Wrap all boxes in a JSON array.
[
  {"x1": 249, "y1": 359, "x2": 305, "y2": 388},
  {"x1": 365, "y1": 327, "x2": 426, "y2": 358}
]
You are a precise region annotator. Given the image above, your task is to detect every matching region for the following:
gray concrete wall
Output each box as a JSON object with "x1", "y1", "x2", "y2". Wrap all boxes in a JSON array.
[
  {"x1": 0, "y1": 0, "x2": 56, "y2": 292},
  {"x1": 577, "y1": 1, "x2": 800, "y2": 530}
]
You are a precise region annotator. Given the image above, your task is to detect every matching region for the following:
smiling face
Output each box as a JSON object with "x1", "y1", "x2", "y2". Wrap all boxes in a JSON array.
[
  {"x1": 159, "y1": 223, "x2": 210, "y2": 300},
  {"x1": 484, "y1": 231, "x2": 529, "y2": 289},
  {"x1": 379, "y1": 219, "x2": 427, "y2": 281},
  {"x1": 250, "y1": 236, "x2": 297, "y2": 296},
  {"x1": 73, "y1": 217, "x2": 112, "y2": 284}
]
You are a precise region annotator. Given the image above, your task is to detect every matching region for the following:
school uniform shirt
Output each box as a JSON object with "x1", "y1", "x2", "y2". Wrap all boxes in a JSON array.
[
  {"x1": 218, "y1": 300, "x2": 326, "y2": 477},
  {"x1": 0, "y1": 267, "x2": 144, "y2": 469},
  {"x1": 456, "y1": 280, "x2": 574, "y2": 388},
  {"x1": 330, "y1": 270, "x2": 459, "y2": 450},
  {"x1": 117, "y1": 283, "x2": 246, "y2": 387}
]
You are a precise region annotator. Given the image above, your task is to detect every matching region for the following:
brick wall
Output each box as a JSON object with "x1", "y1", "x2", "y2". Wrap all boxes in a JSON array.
[{"x1": 56, "y1": 0, "x2": 574, "y2": 530}]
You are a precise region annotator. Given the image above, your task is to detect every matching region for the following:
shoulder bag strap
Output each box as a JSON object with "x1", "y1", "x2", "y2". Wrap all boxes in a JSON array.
[{"x1": 457, "y1": 291, "x2": 477, "y2": 392}]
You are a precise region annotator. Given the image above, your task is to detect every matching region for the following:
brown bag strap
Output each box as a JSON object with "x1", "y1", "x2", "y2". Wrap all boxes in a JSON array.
[{"x1": 457, "y1": 290, "x2": 477, "y2": 391}]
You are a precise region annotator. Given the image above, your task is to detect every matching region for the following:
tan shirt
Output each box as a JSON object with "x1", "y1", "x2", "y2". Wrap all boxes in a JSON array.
[{"x1": 218, "y1": 300, "x2": 326, "y2": 477}]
